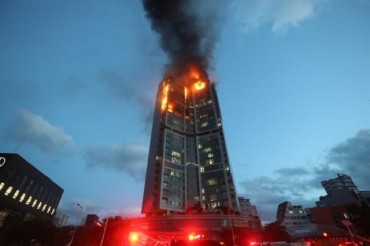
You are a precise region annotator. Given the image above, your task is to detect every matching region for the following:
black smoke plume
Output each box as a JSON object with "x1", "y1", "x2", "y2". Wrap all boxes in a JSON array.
[{"x1": 142, "y1": 0, "x2": 225, "y2": 76}]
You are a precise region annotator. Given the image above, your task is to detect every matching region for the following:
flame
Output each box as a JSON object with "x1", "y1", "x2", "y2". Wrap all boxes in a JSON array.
[
  {"x1": 188, "y1": 66, "x2": 206, "y2": 91},
  {"x1": 184, "y1": 87, "x2": 188, "y2": 101},
  {"x1": 189, "y1": 67, "x2": 200, "y2": 80},
  {"x1": 167, "y1": 103, "x2": 173, "y2": 113},
  {"x1": 193, "y1": 81, "x2": 205, "y2": 90},
  {"x1": 161, "y1": 83, "x2": 170, "y2": 111}
]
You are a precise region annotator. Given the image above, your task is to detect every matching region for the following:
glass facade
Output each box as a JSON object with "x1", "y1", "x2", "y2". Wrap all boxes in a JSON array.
[{"x1": 142, "y1": 73, "x2": 239, "y2": 215}]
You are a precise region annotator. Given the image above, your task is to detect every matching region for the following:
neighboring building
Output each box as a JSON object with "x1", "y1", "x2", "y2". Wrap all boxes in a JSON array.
[
  {"x1": 238, "y1": 197, "x2": 259, "y2": 218},
  {"x1": 85, "y1": 214, "x2": 100, "y2": 227},
  {"x1": 316, "y1": 174, "x2": 365, "y2": 207},
  {"x1": 308, "y1": 206, "x2": 347, "y2": 228},
  {"x1": 53, "y1": 212, "x2": 69, "y2": 227},
  {"x1": 311, "y1": 174, "x2": 370, "y2": 238},
  {"x1": 359, "y1": 191, "x2": 370, "y2": 206},
  {"x1": 142, "y1": 71, "x2": 239, "y2": 215},
  {"x1": 321, "y1": 173, "x2": 359, "y2": 195},
  {"x1": 0, "y1": 153, "x2": 63, "y2": 228},
  {"x1": 276, "y1": 201, "x2": 313, "y2": 239},
  {"x1": 316, "y1": 188, "x2": 362, "y2": 207}
]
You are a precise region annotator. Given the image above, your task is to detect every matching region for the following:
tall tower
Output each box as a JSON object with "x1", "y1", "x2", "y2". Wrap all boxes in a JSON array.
[{"x1": 142, "y1": 69, "x2": 239, "y2": 215}]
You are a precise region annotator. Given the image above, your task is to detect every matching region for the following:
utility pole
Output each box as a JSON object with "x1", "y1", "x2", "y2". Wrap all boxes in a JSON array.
[
  {"x1": 68, "y1": 203, "x2": 83, "y2": 246},
  {"x1": 99, "y1": 217, "x2": 110, "y2": 246}
]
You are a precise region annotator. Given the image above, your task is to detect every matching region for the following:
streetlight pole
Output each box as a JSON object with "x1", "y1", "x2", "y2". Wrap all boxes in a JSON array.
[
  {"x1": 227, "y1": 208, "x2": 236, "y2": 246},
  {"x1": 99, "y1": 217, "x2": 109, "y2": 246},
  {"x1": 68, "y1": 203, "x2": 83, "y2": 246}
]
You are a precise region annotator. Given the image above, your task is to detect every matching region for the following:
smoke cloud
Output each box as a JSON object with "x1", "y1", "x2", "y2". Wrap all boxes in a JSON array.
[{"x1": 142, "y1": 0, "x2": 226, "y2": 76}]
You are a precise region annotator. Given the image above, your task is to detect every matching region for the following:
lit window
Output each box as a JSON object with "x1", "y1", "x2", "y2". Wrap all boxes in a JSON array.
[
  {"x1": 47, "y1": 206, "x2": 51, "y2": 213},
  {"x1": 37, "y1": 202, "x2": 42, "y2": 210},
  {"x1": 5, "y1": 186, "x2": 13, "y2": 196},
  {"x1": 225, "y1": 167, "x2": 230, "y2": 171},
  {"x1": 13, "y1": 190, "x2": 20, "y2": 199},
  {"x1": 208, "y1": 153, "x2": 214, "y2": 158},
  {"x1": 200, "y1": 167, "x2": 204, "y2": 173},
  {"x1": 210, "y1": 194, "x2": 217, "y2": 201},
  {"x1": 343, "y1": 212, "x2": 350, "y2": 219},
  {"x1": 171, "y1": 151, "x2": 181, "y2": 157},
  {"x1": 51, "y1": 208, "x2": 55, "y2": 215},
  {"x1": 0, "y1": 182, "x2": 4, "y2": 191},
  {"x1": 201, "y1": 122, "x2": 208, "y2": 127},
  {"x1": 42, "y1": 204, "x2": 47, "y2": 212},
  {"x1": 26, "y1": 196, "x2": 32, "y2": 205},
  {"x1": 19, "y1": 193, "x2": 26, "y2": 202},
  {"x1": 32, "y1": 199, "x2": 38, "y2": 207},
  {"x1": 288, "y1": 210, "x2": 293, "y2": 214},
  {"x1": 207, "y1": 179, "x2": 217, "y2": 186}
]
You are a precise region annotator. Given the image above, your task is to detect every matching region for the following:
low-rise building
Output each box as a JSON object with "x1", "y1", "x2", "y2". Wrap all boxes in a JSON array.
[
  {"x1": 0, "y1": 153, "x2": 63, "y2": 229},
  {"x1": 276, "y1": 201, "x2": 313, "y2": 239}
]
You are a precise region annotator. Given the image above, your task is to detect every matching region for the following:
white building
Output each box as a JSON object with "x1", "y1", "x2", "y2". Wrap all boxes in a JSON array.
[{"x1": 276, "y1": 201, "x2": 313, "y2": 239}]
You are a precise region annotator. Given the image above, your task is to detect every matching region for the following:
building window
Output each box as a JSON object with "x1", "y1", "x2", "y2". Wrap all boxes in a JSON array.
[
  {"x1": 4, "y1": 186, "x2": 13, "y2": 196},
  {"x1": 19, "y1": 193, "x2": 26, "y2": 202},
  {"x1": 26, "y1": 196, "x2": 32, "y2": 205},
  {"x1": 13, "y1": 190, "x2": 20, "y2": 199},
  {"x1": 207, "y1": 179, "x2": 217, "y2": 186},
  {"x1": 0, "y1": 182, "x2": 4, "y2": 191},
  {"x1": 201, "y1": 122, "x2": 208, "y2": 127}
]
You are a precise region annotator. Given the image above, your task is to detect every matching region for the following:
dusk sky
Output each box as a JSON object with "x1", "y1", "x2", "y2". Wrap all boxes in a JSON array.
[{"x1": 1, "y1": 0, "x2": 370, "y2": 224}]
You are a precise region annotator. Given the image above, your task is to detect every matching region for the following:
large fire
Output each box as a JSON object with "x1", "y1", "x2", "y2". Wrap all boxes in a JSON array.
[
  {"x1": 193, "y1": 81, "x2": 205, "y2": 91},
  {"x1": 161, "y1": 67, "x2": 207, "y2": 112}
]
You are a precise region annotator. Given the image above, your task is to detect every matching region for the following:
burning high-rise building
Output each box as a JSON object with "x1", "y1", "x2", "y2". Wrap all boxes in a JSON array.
[
  {"x1": 136, "y1": 1, "x2": 262, "y2": 239},
  {"x1": 142, "y1": 66, "x2": 239, "y2": 215}
]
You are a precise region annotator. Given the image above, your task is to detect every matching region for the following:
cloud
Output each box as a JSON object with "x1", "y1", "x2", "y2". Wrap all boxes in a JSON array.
[
  {"x1": 82, "y1": 141, "x2": 148, "y2": 181},
  {"x1": 4, "y1": 109, "x2": 77, "y2": 155},
  {"x1": 238, "y1": 129, "x2": 370, "y2": 223},
  {"x1": 239, "y1": 167, "x2": 321, "y2": 222},
  {"x1": 326, "y1": 129, "x2": 370, "y2": 190},
  {"x1": 57, "y1": 199, "x2": 105, "y2": 225},
  {"x1": 233, "y1": 0, "x2": 328, "y2": 33}
]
